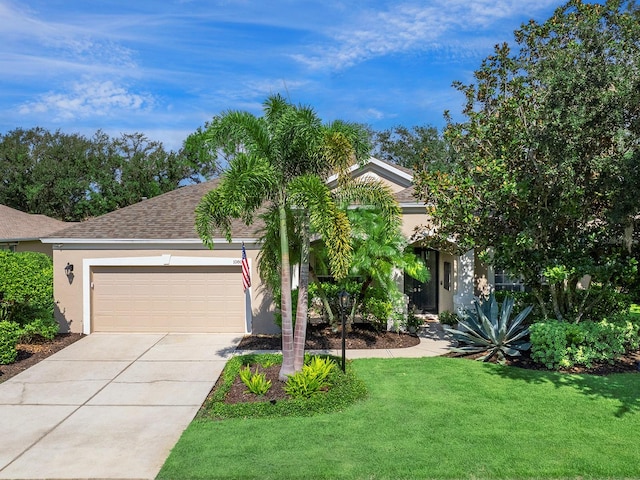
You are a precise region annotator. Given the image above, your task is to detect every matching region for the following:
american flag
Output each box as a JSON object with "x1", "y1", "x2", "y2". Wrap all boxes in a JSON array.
[{"x1": 241, "y1": 243, "x2": 251, "y2": 292}]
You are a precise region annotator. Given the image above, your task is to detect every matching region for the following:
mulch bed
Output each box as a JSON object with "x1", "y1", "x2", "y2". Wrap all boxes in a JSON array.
[
  {"x1": 445, "y1": 349, "x2": 640, "y2": 375},
  {"x1": 209, "y1": 322, "x2": 420, "y2": 407},
  {"x1": 0, "y1": 333, "x2": 84, "y2": 383},
  {"x1": 236, "y1": 322, "x2": 421, "y2": 350},
  {"x1": 224, "y1": 364, "x2": 289, "y2": 404}
]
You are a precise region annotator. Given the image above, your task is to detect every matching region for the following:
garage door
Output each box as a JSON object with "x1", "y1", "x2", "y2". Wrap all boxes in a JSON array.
[{"x1": 91, "y1": 265, "x2": 245, "y2": 333}]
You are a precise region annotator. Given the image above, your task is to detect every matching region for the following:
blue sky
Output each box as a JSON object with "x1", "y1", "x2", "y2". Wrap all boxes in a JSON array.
[{"x1": 1, "y1": 0, "x2": 568, "y2": 151}]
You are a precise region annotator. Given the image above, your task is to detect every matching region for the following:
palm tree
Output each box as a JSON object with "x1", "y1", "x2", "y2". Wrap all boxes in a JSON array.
[
  {"x1": 194, "y1": 95, "x2": 369, "y2": 380},
  {"x1": 310, "y1": 204, "x2": 429, "y2": 331}
]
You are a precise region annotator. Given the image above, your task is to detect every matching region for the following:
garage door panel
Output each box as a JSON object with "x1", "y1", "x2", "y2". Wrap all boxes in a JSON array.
[{"x1": 91, "y1": 266, "x2": 245, "y2": 333}]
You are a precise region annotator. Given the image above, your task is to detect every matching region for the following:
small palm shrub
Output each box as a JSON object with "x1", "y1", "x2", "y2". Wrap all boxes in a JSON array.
[
  {"x1": 239, "y1": 365, "x2": 272, "y2": 396},
  {"x1": 285, "y1": 356, "x2": 336, "y2": 399},
  {"x1": 445, "y1": 294, "x2": 532, "y2": 363}
]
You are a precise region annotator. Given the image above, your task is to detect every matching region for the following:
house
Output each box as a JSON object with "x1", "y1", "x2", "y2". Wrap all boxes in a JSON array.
[
  {"x1": 0, "y1": 205, "x2": 68, "y2": 256},
  {"x1": 42, "y1": 158, "x2": 493, "y2": 335}
]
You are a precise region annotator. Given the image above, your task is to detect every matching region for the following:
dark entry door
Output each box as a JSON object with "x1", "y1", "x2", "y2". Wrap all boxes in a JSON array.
[{"x1": 404, "y1": 248, "x2": 438, "y2": 314}]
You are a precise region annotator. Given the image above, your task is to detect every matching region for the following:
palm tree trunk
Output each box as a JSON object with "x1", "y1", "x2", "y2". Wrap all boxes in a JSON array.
[
  {"x1": 278, "y1": 201, "x2": 295, "y2": 381},
  {"x1": 293, "y1": 216, "x2": 311, "y2": 372}
]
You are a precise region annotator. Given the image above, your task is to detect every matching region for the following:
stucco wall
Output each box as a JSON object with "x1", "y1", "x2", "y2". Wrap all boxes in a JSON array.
[
  {"x1": 51, "y1": 244, "x2": 277, "y2": 334},
  {"x1": 400, "y1": 208, "x2": 432, "y2": 240},
  {"x1": 15, "y1": 240, "x2": 54, "y2": 257},
  {"x1": 438, "y1": 251, "x2": 455, "y2": 312}
]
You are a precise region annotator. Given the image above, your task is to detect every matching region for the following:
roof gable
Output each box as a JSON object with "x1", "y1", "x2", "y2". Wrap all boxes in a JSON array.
[{"x1": 326, "y1": 157, "x2": 414, "y2": 193}]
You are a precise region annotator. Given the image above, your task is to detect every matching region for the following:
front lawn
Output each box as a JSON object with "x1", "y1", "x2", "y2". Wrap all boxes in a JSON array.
[{"x1": 158, "y1": 357, "x2": 639, "y2": 479}]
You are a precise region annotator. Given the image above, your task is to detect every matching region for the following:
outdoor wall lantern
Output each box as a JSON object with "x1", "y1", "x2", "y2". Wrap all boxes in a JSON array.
[
  {"x1": 338, "y1": 289, "x2": 351, "y2": 372},
  {"x1": 64, "y1": 263, "x2": 74, "y2": 276}
]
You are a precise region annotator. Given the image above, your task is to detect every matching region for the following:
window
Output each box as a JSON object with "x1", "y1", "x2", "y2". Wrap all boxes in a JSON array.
[
  {"x1": 494, "y1": 268, "x2": 525, "y2": 292},
  {"x1": 0, "y1": 243, "x2": 17, "y2": 253},
  {"x1": 443, "y1": 261, "x2": 451, "y2": 290}
]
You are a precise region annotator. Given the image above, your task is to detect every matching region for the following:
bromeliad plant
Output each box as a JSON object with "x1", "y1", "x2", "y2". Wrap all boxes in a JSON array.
[{"x1": 445, "y1": 294, "x2": 532, "y2": 363}]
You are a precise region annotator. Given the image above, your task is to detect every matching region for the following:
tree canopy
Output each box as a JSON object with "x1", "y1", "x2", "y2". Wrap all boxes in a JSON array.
[
  {"x1": 415, "y1": 0, "x2": 640, "y2": 321},
  {"x1": 371, "y1": 124, "x2": 450, "y2": 172},
  {"x1": 0, "y1": 128, "x2": 220, "y2": 221}
]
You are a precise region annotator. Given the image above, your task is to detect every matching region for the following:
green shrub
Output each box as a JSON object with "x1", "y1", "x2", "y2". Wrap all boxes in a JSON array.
[
  {"x1": 239, "y1": 365, "x2": 272, "y2": 396},
  {"x1": 445, "y1": 294, "x2": 532, "y2": 363},
  {"x1": 582, "y1": 286, "x2": 632, "y2": 321},
  {"x1": 0, "y1": 251, "x2": 54, "y2": 325},
  {"x1": 19, "y1": 317, "x2": 60, "y2": 343},
  {"x1": 438, "y1": 310, "x2": 458, "y2": 326},
  {"x1": 530, "y1": 316, "x2": 640, "y2": 369},
  {"x1": 0, "y1": 321, "x2": 22, "y2": 364},
  {"x1": 285, "y1": 356, "x2": 336, "y2": 399},
  {"x1": 363, "y1": 296, "x2": 393, "y2": 332},
  {"x1": 494, "y1": 290, "x2": 541, "y2": 322},
  {"x1": 0, "y1": 297, "x2": 17, "y2": 322}
]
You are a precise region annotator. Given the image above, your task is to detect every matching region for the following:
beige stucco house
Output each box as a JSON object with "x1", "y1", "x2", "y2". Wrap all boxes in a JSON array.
[
  {"x1": 43, "y1": 158, "x2": 489, "y2": 335},
  {"x1": 0, "y1": 205, "x2": 68, "y2": 256}
]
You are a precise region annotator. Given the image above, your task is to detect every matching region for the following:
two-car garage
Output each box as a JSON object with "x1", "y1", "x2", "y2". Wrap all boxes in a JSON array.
[{"x1": 85, "y1": 256, "x2": 249, "y2": 334}]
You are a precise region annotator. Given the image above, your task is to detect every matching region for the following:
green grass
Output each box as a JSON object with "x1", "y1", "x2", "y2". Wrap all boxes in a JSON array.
[{"x1": 158, "y1": 357, "x2": 640, "y2": 480}]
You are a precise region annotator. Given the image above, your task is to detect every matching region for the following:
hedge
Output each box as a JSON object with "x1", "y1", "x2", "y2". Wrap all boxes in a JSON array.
[
  {"x1": 0, "y1": 250, "x2": 54, "y2": 324},
  {"x1": 530, "y1": 315, "x2": 640, "y2": 369}
]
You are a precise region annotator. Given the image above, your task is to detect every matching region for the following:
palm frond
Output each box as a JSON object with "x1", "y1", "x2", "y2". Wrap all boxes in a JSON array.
[
  {"x1": 288, "y1": 174, "x2": 352, "y2": 280},
  {"x1": 332, "y1": 179, "x2": 401, "y2": 230}
]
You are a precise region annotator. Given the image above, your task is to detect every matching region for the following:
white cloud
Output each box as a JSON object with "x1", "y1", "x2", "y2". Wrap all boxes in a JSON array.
[
  {"x1": 19, "y1": 80, "x2": 155, "y2": 121},
  {"x1": 291, "y1": 0, "x2": 560, "y2": 70}
]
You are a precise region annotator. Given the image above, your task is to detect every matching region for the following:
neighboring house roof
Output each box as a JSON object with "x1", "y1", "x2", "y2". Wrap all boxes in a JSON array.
[
  {"x1": 45, "y1": 179, "x2": 263, "y2": 242},
  {"x1": 0, "y1": 205, "x2": 68, "y2": 242}
]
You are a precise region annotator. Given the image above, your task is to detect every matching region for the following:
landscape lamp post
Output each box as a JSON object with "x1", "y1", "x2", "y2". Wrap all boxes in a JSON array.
[{"x1": 338, "y1": 290, "x2": 351, "y2": 373}]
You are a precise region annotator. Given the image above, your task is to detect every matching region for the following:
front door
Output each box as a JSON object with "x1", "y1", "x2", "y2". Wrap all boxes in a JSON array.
[{"x1": 404, "y1": 248, "x2": 438, "y2": 314}]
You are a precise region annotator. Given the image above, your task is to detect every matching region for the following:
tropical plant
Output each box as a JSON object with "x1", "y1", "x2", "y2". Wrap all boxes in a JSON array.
[
  {"x1": 284, "y1": 356, "x2": 336, "y2": 399},
  {"x1": 445, "y1": 294, "x2": 532, "y2": 363},
  {"x1": 309, "y1": 207, "x2": 427, "y2": 331},
  {"x1": 194, "y1": 94, "x2": 369, "y2": 380},
  {"x1": 239, "y1": 365, "x2": 272, "y2": 396}
]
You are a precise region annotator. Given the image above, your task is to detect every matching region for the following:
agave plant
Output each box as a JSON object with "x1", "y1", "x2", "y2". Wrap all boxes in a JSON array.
[{"x1": 445, "y1": 294, "x2": 532, "y2": 363}]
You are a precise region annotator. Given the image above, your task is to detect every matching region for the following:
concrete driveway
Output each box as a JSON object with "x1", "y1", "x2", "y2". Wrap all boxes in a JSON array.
[{"x1": 0, "y1": 333, "x2": 241, "y2": 480}]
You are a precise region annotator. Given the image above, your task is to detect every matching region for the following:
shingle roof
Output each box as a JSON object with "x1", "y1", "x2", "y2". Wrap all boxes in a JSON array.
[
  {"x1": 394, "y1": 186, "x2": 423, "y2": 204},
  {"x1": 46, "y1": 179, "x2": 264, "y2": 240},
  {"x1": 378, "y1": 159, "x2": 414, "y2": 177},
  {"x1": 0, "y1": 205, "x2": 69, "y2": 241},
  {"x1": 45, "y1": 160, "x2": 421, "y2": 242}
]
